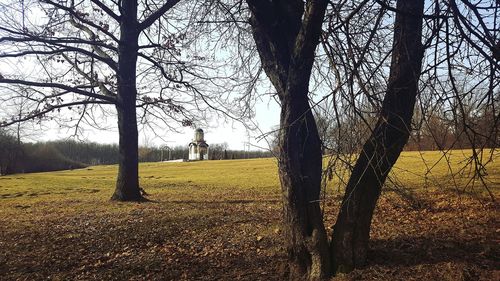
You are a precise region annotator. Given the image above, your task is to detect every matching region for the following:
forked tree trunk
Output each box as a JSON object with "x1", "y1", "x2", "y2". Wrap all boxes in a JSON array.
[
  {"x1": 330, "y1": 0, "x2": 425, "y2": 273},
  {"x1": 246, "y1": 0, "x2": 330, "y2": 279},
  {"x1": 111, "y1": 0, "x2": 143, "y2": 201}
]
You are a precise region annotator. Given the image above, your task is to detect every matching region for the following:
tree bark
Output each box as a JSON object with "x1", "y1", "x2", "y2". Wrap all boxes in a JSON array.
[
  {"x1": 279, "y1": 92, "x2": 331, "y2": 280},
  {"x1": 111, "y1": 0, "x2": 143, "y2": 201},
  {"x1": 246, "y1": 0, "x2": 330, "y2": 279},
  {"x1": 330, "y1": 0, "x2": 425, "y2": 273}
]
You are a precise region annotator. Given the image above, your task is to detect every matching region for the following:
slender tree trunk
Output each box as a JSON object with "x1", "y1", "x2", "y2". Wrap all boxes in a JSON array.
[
  {"x1": 246, "y1": 0, "x2": 330, "y2": 279},
  {"x1": 330, "y1": 0, "x2": 425, "y2": 273},
  {"x1": 111, "y1": 0, "x2": 143, "y2": 201}
]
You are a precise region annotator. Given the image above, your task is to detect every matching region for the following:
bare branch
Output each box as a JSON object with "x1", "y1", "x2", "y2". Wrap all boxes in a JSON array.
[
  {"x1": 0, "y1": 78, "x2": 116, "y2": 103},
  {"x1": 139, "y1": 0, "x2": 181, "y2": 31},
  {"x1": 89, "y1": 0, "x2": 121, "y2": 21}
]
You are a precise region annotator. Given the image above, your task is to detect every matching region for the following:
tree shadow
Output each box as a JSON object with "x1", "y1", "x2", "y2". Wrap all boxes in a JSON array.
[
  {"x1": 163, "y1": 199, "x2": 281, "y2": 205},
  {"x1": 368, "y1": 235, "x2": 498, "y2": 268}
]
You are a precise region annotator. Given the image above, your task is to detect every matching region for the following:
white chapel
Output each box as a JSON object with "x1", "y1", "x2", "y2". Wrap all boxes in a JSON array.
[{"x1": 188, "y1": 128, "x2": 209, "y2": 160}]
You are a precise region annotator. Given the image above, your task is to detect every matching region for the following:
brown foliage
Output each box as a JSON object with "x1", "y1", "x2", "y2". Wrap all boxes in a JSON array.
[{"x1": 0, "y1": 188, "x2": 497, "y2": 280}]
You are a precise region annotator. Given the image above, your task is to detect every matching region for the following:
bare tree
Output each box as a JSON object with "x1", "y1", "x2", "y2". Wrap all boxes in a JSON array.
[
  {"x1": 245, "y1": 0, "x2": 331, "y2": 279},
  {"x1": 319, "y1": 0, "x2": 498, "y2": 272},
  {"x1": 194, "y1": 0, "x2": 498, "y2": 277},
  {"x1": 328, "y1": 0, "x2": 425, "y2": 271},
  {"x1": 0, "y1": 0, "x2": 210, "y2": 201}
]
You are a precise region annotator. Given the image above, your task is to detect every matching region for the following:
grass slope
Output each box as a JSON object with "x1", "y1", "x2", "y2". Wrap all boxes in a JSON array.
[{"x1": 0, "y1": 150, "x2": 498, "y2": 280}]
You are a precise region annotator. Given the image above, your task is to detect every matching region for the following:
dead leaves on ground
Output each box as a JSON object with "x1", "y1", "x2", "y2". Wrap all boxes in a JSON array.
[{"x1": 0, "y1": 190, "x2": 498, "y2": 280}]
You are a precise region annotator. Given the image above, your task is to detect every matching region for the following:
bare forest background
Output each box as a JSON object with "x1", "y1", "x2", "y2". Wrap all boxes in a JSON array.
[
  {"x1": 0, "y1": 129, "x2": 271, "y2": 175},
  {"x1": 1, "y1": 96, "x2": 495, "y2": 175}
]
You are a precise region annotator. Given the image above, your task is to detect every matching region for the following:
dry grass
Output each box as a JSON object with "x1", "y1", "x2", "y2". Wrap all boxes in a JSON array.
[{"x1": 0, "y1": 150, "x2": 498, "y2": 280}]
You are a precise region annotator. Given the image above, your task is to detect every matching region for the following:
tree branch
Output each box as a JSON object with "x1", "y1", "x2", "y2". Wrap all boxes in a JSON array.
[
  {"x1": 61, "y1": 53, "x2": 115, "y2": 97},
  {"x1": 0, "y1": 78, "x2": 117, "y2": 103},
  {"x1": 42, "y1": 0, "x2": 120, "y2": 42},
  {"x1": 89, "y1": 0, "x2": 121, "y2": 21},
  {"x1": 138, "y1": 0, "x2": 181, "y2": 31},
  {"x1": 0, "y1": 34, "x2": 118, "y2": 71},
  {"x1": 0, "y1": 100, "x2": 113, "y2": 127}
]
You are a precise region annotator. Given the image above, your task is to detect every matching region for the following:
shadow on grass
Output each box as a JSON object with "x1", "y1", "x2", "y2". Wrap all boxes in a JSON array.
[{"x1": 165, "y1": 199, "x2": 281, "y2": 205}]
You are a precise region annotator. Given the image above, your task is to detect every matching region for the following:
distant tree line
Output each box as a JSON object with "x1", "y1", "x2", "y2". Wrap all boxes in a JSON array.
[
  {"x1": 0, "y1": 130, "x2": 22, "y2": 175},
  {"x1": 314, "y1": 101, "x2": 498, "y2": 155},
  {"x1": 406, "y1": 102, "x2": 498, "y2": 151},
  {"x1": 139, "y1": 142, "x2": 272, "y2": 162},
  {"x1": 0, "y1": 131, "x2": 87, "y2": 175},
  {"x1": 208, "y1": 143, "x2": 272, "y2": 160},
  {"x1": 0, "y1": 131, "x2": 272, "y2": 175},
  {"x1": 2, "y1": 104, "x2": 494, "y2": 176},
  {"x1": 51, "y1": 140, "x2": 120, "y2": 165}
]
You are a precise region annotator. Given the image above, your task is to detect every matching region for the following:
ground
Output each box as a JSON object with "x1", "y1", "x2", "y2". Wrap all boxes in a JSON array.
[{"x1": 0, "y1": 150, "x2": 498, "y2": 280}]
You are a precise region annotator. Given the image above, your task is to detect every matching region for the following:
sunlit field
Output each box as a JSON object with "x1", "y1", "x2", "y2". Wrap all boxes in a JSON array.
[{"x1": 0, "y1": 150, "x2": 498, "y2": 280}]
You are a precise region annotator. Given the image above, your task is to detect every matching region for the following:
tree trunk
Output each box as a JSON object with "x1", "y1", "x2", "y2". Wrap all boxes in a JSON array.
[
  {"x1": 246, "y1": 0, "x2": 330, "y2": 279},
  {"x1": 330, "y1": 0, "x2": 425, "y2": 273},
  {"x1": 279, "y1": 92, "x2": 331, "y2": 280},
  {"x1": 111, "y1": 0, "x2": 143, "y2": 201}
]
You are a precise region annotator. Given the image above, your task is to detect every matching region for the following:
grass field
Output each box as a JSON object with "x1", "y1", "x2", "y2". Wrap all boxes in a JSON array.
[{"x1": 0, "y1": 150, "x2": 498, "y2": 280}]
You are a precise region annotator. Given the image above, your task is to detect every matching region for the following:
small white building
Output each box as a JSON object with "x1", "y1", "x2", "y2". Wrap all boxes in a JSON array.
[{"x1": 188, "y1": 128, "x2": 209, "y2": 160}]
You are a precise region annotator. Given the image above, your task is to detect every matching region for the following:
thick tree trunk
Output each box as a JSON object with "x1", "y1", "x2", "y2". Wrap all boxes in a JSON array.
[
  {"x1": 330, "y1": 0, "x2": 425, "y2": 273},
  {"x1": 246, "y1": 1, "x2": 330, "y2": 279},
  {"x1": 111, "y1": 0, "x2": 143, "y2": 201},
  {"x1": 279, "y1": 93, "x2": 331, "y2": 280},
  {"x1": 112, "y1": 98, "x2": 141, "y2": 201}
]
